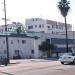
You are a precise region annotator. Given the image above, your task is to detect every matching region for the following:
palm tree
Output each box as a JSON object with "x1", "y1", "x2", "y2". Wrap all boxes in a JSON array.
[{"x1": 58, "y1": 0, "x2": 70, "y2": 52}]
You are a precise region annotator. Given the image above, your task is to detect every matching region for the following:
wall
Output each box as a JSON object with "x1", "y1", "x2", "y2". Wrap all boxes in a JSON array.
[
  {"x1": 0, "y1": 31, "x2": 74, "y2": 59},
  {"x1": 0, "y1": 36, "x2": 38, "y2": 59},
  {"x1": 25, "y1": 18, "x2": 72, "y2": 34}
]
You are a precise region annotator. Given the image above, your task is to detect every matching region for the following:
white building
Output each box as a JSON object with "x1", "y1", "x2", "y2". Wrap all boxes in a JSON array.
[
  {"x1": 26, "y1": 18, "x2": 72, "y2": 34},
  {"x1": 0, "y1": 34, "x2": 41, "y2": 59},
  {"x1": 0, "y1": 32, "x2": 74, "y2": 59},
  {"x1": 0, "y1": 18, "x2": 74, "y2": 59},
  {"x1": 0, "y1": 22, "x2": 25, "y2": 34}
]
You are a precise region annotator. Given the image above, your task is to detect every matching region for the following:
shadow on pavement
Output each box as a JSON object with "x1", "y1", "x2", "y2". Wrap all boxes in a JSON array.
[
  {"x1": 0, "y1": 71, "x2": 14, "y2": 75},
  {"x1": 45, "y1": 57, "x2": 59, "y2": 60},
  {"x1": 0, "y1": 62, "x2": 20, "y2": 67},
  {"x1": 30, "y1": 57, "x2": 59, "y2": 62}
]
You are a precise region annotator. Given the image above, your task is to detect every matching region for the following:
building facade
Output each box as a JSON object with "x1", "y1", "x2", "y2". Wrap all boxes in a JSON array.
[
  {"x1": 0, "y1": 34, "x2": 41, "y2": 59},
  {"x1": 0, "y1": 32, "x2": 74, "y2": 59},
  {"x1": 27, "y1": 32, "x2": 74, "y2": 52},
  {"x1": 26, "y1": 18, "x2": 72, "y2": 34},
  {"x1": 0, "y1": 18, "x2": 74, "y2": 59},
  {"x1": 0, "y1": 22, "x2": 25, "y2": 34}
]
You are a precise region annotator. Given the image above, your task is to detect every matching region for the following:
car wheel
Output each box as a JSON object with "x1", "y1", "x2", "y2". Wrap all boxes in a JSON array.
[{"x1": 61, "y1": 62, "x2": 64, "y2": 64}]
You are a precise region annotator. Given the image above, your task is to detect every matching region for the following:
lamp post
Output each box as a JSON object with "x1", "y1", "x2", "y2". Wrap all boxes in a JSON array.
[
  {"x1": 4, "y1": 0, "x2": 9, "y2": 63},
  {"x1": 58, "y1": 0, "x2": 70, "y2": 52}
]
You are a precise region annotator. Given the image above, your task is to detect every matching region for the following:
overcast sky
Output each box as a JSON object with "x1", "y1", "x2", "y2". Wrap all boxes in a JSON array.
[{"x1": 0, "y1": 0, "x2": 75, "y2": 30}]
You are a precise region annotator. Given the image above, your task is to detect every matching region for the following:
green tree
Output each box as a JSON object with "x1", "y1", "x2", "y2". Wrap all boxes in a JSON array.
[
  {"x1": 16, "y1": 27, "x2": 22, "y2": 34},
  {"x1": 39, "y1": 41, "x2": 55, "y2": 57}
]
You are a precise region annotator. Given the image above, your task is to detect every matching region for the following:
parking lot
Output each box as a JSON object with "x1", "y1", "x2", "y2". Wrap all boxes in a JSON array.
[{"x1": 0, "y1": 59, "x2": 75, "y2": 75}]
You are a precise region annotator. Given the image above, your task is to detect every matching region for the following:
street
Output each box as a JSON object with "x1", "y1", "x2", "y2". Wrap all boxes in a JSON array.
[{"x1": 0, "y1": 59, "x2": 75, "y2": 75}]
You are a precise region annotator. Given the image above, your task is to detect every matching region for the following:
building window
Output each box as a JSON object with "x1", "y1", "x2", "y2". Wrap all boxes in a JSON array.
[
  {"x1": 22, "y1": 40, "x2": 26, "y2": 44},
  {"x1": 28, "y1": 26, "x2": 33, "y2": 29},
  {"x1": 39, "y1": 24, "x2": 41, "y2": 28},
  {"x1": 46, "y1": 39, "x2": 50, "y2": 43},
  {"x1": 15, "y1": 50, "x2": 19, "y2": 55},
  {"x1": 32, "y1": 19, "x2": 34, "y2": 21},
  {"x1": 51, "y1": 38, "x2": 73, "y2": 44},
  {"x1": 35, "y1": 25, "x2": 37, "y2": 28},
  {"x1": 48, "y1": 26, "x2": 50, "y2": 28},
  {"x1": 11, "y1": 40, "x2": 13, "y2": 44},
  {"x1": 52, "y1": 31, "x2": 54, "y2": 34},
  {"x1": 52, "y1": 25, "x2": 54, "y2": 28},
  {"x1": 36, "y1": 19, "x2": 38, "y2": 21},
  {"x1": 31, "y1": 50, "x2": 34, "y2": 54}
]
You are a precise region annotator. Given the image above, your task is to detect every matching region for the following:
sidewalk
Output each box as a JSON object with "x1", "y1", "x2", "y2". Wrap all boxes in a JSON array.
[{"x1": 0, "y1": 58, "x2": 59, "y2": 67}]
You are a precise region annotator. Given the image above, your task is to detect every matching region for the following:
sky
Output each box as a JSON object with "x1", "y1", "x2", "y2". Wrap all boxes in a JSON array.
[{"x1": 0, "y1": 0, "x2": 75, "y2": 30}]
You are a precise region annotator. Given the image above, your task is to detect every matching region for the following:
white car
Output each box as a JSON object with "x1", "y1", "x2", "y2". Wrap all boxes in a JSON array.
[{"x1": 59, "y1": 53, "x2": 75, "y2": 64}]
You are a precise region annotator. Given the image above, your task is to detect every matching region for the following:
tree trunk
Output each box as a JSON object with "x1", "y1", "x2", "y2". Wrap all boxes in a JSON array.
[{"x1": 47, "y1": 50, "x2": 51, "y2": 58}]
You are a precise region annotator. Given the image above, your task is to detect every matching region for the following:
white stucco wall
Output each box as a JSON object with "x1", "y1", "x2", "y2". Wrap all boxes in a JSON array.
[
  {"x1": 0, "y1": 31, "x2": 74, "y2": 59},
  {"x1": 0, "y1": 36, "x2": 40, "y2": 59},
  {"x1": 25, "y1": 18, "x2": 72, "y2": 34}
]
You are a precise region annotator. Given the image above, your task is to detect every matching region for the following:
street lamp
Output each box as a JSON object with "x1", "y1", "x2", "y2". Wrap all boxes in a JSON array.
[
  {"x1": 4, "y1": 0, "x2": 9, "y2": 63},
  {"x1": 58, "y1": 0, "x2": 70, "y2": 52}
]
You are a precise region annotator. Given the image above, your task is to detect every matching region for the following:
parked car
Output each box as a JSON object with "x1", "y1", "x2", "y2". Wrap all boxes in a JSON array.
[{"x1": 59, "y1": 53, "x2": 75, "y2": 64}]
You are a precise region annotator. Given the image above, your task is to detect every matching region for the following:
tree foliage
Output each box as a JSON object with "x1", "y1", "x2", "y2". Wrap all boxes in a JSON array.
[
  {"x1": 39, "y1": 40, "x2": 55, "y2": 57},
  {"x1": 16, "y1": 27, "x2": 22, "y2": 34},
  {"x1": 58, "y1": 0, "x2": 70, "y2": 17},
  {"x1": 15, "y1": 26, "x2": 25, "y2": 35}
]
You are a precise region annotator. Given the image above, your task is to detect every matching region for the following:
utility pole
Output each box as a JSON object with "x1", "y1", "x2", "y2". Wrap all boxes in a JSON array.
[{"x1": 4, "y1": 0, "x2": 9, "y2": 63}]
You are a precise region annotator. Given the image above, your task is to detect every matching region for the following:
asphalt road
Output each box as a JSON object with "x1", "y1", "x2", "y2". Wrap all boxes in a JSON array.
[{"x1": 0, "y1": 59, "x2": 75, "y2": 75}]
